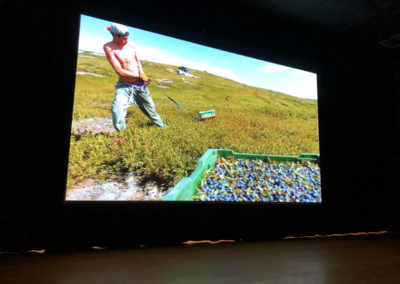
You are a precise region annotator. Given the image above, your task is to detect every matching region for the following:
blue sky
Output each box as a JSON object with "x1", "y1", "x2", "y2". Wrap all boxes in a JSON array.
[{"x1": 78, "y1": 14, "x2": 318, "y2": 99}]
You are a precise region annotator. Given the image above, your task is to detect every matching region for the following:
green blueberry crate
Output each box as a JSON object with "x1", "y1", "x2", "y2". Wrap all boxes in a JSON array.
[
  {"x1": 162, "y1": 149, "x2": 319, "y2": 201},
  {"x1": 199, "y1": 110, "x2": 216, "y2": 120}
]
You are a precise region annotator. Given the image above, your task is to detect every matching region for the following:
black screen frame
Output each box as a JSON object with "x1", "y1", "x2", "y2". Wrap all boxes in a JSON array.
[{"x1": 2, "y1": 0, "x2": 398, "y2": 250}]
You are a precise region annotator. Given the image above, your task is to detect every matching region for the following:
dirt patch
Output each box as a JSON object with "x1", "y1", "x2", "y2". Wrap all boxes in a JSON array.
[
  {"x1": 71, "y1": 116, "x2": 115, "y2": 135},
  {"x1": 66, "y1": 174, "x2": 171, "y2": 201},
  {"x1": 69, "y1": 116, "x2": 173, "y2": 201},
  {"x1": 78, "y1": 55, "x2": 95, "y2": 59},
  {"x1": 155, "y1": 78, "x2": 174, "y2": 83},
  {"x1": 76, "y1": 71, "x2": 105, "y2": 77}
]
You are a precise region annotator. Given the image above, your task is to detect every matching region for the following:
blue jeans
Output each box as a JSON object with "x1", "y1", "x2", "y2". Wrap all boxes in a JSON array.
[{"x1": 111, "y1": 81, "x2": 165, "y2": 130}]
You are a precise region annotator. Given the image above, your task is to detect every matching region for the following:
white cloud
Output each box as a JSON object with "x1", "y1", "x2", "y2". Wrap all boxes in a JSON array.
[
  {"x1": 272, "y1": 70, "x2": 318, "y2": 99},
  {"x1": 78, "y1": 33, "x2": 108, "y2": 54},
  {"x1": 259, "y1": 65, "x2": 318, "y2": 99},
  {"x1": 262, "y1": 64, "x2": 290, "y2": 74},
  {"x1": 293, "y1": 69, "x2": 316, "y2": 79},
  {"x1": 137, "y1": 45, "x2": 245, "y2": 83},
  {"x1": 77, "y1": 36, "x2": 243, "y2": 83},
  {"x1": 287, "y1": 81, "x2": 318, "y2": 99},
  {"x1": 290, "y1": 70, "x2": 318, "y2": 99},
  {"x1": 76, "y1": 34, "x2": 317, "y2": 99},
  {"x1": 264, "y1": 84, "x2": 317, "y2": 100}
]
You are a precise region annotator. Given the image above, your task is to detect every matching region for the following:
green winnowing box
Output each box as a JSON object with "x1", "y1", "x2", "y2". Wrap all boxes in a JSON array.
[
  {"x1": 199, "y1": 110, "x2": 216, "y2": 121},
  {"x1": 162, "y1": 149, "x2": 319, "y2": 201}
]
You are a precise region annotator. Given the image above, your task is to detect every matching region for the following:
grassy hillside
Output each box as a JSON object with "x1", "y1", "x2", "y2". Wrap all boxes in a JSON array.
[{"x1": 67, "y1": 51, "x2": 319, "y2": 189}]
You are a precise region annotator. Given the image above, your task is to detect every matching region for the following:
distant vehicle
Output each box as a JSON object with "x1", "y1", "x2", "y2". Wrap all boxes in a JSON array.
[{"x1": 178, "y1": 66, "x2": 190, "y2": 73}]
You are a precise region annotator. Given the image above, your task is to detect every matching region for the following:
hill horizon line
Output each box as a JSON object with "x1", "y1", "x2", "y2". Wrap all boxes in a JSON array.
[{"x1": 77, "y1": 49, "x2": 318, "y2": 101}]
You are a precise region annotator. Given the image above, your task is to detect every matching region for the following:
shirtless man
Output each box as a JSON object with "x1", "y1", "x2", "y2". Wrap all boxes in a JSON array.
[{"x1": 103, "y1": 23, "x2": 166, "y2": 130}]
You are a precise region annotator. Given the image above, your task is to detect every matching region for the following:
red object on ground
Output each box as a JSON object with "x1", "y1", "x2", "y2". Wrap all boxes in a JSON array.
[{"x1": 200, "y1": 115, "x2": 216, "y2": 121}]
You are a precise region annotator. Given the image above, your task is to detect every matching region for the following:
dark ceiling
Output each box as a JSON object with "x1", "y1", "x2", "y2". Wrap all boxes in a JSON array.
[
  {"x1": 246, "y1": 0, "x2": 400, "y2": 48},
  {"x1": 2, "y1": 0, "x2": 400, "y2": 61},
  {"x1": 70, "y1": 0, "x2": 400, "y2": 59}
]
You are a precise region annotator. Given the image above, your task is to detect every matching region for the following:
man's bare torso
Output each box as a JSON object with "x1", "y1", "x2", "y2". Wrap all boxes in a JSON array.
[{"x1": 104, "y1": 41, "x2": 140, "y2": 83}]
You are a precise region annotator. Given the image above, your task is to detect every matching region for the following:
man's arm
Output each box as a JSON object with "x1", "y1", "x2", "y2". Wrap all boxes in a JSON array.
[
  {"x1": 134, "y1": 51, "x2": 150, "y2": 84},
  {"x1": 103, "y1": 44, "x2": 140, "y2": 79},
  {"x1": 135, "y1": 52, "x2": 144, "y2": 74}
]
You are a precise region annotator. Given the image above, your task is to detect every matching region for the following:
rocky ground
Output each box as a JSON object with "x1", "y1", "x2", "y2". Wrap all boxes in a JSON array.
[
  {"x1": 71, "y1": 116, "x2": 115, "y2": 135},
  {"x1": 66, "y1": 174, "x2": 170, "y2": 201},
  {"x1": 68, "y1": 76, "x2": 183, "y2": 200},
  {"x1": 76, "y1": 71, "x2": 104, "y2": 77},
  {"x1": 69, "y1": 116, "x2": 171, "y2": 201},
  {"x1": 155, "y1": 78, "x2": 174, "y2": 84}
]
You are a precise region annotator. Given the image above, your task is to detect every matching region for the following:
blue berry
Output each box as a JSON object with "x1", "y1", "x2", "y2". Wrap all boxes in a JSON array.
[{"x1": 193, "y1": 156, "x2": 321, "y2": 203}]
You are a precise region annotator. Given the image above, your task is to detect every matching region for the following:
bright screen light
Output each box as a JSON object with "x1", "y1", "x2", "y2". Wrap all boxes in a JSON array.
[{"x1": 66, "y1": 14, "x2": 321, "y2": 203}]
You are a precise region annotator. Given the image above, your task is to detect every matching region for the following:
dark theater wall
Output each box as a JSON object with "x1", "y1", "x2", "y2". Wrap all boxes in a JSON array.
[{"x1": 1, "y1": 0, "x2": 399, "y2": 250}]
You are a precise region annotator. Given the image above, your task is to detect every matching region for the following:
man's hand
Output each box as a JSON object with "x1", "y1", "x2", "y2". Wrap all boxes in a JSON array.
[{"x1": 139, "y1": 73, "x2": 150, "y2": 82}]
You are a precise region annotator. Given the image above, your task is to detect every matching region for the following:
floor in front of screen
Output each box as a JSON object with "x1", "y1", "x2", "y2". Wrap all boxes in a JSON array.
[{"x1": 1, "y1": 234, "x2": 400, "y2": 284}]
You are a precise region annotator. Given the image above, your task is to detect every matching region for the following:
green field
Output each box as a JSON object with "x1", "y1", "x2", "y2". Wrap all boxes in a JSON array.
[{"x1": 67, "y1": 51, "x2": 319, "y2": 189}]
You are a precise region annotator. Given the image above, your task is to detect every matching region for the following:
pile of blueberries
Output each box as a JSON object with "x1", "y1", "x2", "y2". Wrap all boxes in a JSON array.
[{"x1": 193, "y1": 156, "x2": 321, "y2": 203}]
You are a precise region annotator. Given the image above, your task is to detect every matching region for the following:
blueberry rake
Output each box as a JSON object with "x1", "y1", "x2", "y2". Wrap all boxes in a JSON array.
[{"x1": 153, "y1": 83, "x2": 200, "y2": 122}]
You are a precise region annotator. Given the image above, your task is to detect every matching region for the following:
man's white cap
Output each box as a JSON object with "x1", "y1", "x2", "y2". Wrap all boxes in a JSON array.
[{"x1": 105, "y1": 23, "x2": 129, "y2": 36}]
